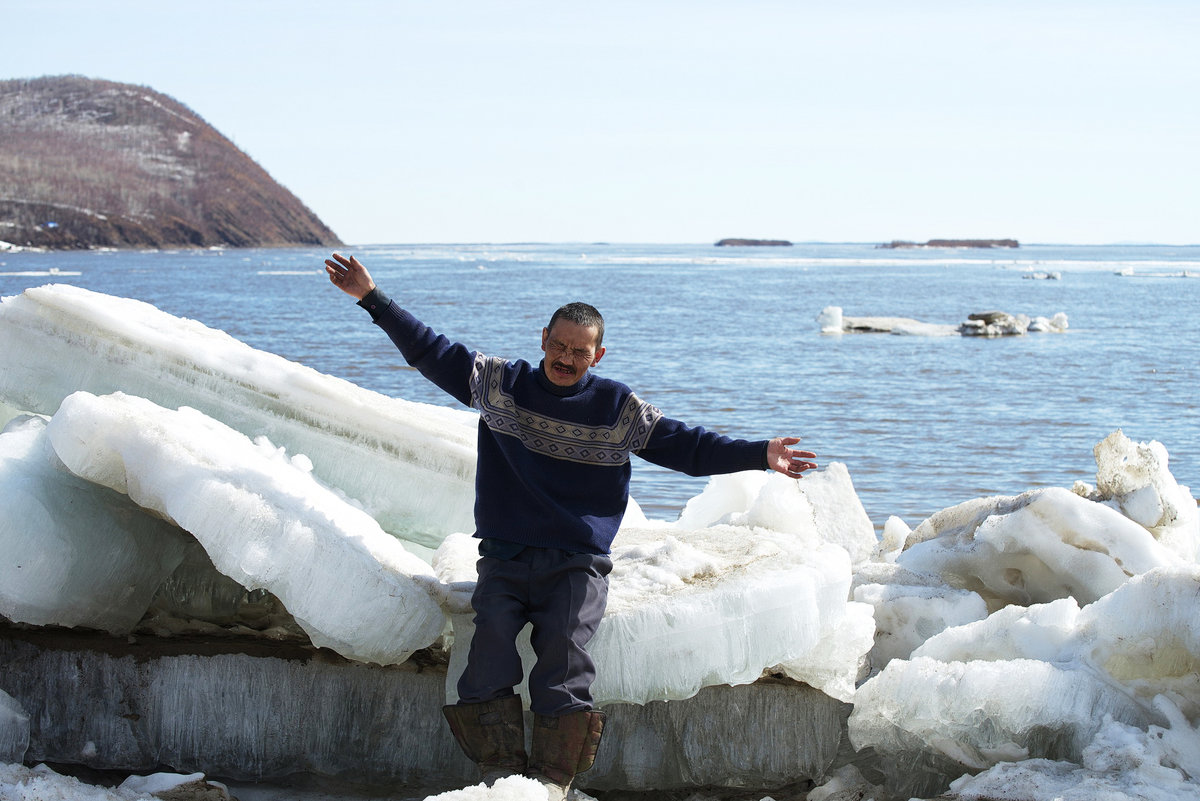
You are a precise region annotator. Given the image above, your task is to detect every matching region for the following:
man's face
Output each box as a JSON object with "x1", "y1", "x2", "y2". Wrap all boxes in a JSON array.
[{"x1": 541, "y1": 320, "x2": 605, "y2": 387}]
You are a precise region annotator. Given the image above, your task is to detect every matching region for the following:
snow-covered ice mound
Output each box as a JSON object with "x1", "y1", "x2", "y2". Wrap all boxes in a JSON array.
[
  {"x1": 674, "y1": 464, "x2": 879, "y2": 566},
  {"x1": 897, "y1": 486, "x2": 1186, "y2": 610},
  {"x1": 0, "y1": 284, "x2": 477, "y2": 548},
  {"x1": 44, "y1": 390, "x2": 447, "y2": 665}
]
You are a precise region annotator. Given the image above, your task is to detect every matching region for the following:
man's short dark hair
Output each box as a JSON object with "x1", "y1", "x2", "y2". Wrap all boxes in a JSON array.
[{"x1": 547, "y1": 302, "x2": 605, "y2": 348}]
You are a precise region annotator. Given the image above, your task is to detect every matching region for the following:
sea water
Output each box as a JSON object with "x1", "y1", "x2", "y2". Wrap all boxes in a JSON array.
[{"x1": 1, "y1": 242, "x2": 1197, "y2": 527}]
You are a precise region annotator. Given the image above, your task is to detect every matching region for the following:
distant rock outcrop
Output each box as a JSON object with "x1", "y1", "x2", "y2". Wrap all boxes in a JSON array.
[
  {"x1": 878, "y1": 239, "x2": 1019, "y2": 249},
  {"x1": 715, "y1": 238, "x2": 793, "y2": 247},
  {"x1": 0, "y1": 76, "x2": 341, "y2": 249}
]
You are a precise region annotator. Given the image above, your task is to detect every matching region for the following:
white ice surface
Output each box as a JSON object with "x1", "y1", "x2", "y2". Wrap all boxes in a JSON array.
[
  {"x1": 897, "y1": 486, "x2": 1185, "y2": 609},
  {"x1": 674, "y1": 463, "x2": 877, "y2": 565},
  {"x1": 852, "y1": 581, "x2": 988, "y2": 673},
  {"x1": 947, "y1": 704, "x2": 1200, "y2": 800},
  {"x1": 852, "y1": 565, "x2": 1200, "y2": 773},
  {"x1": 44, "y1": 390, "x2": 446, "y2": 665},
  {"x1": 436, "y1": 518, "x2": 869, "y2": 705},
  {"x1": 0, "y1": 284, "x2": 478, "y2": 548},
  {"x1": 423, "y1": 775, "x2": 551, "y2": 801},
  {"x1": 0, "y1": 763, "x2": 226, "y2": 801},
  {"x1": 0, "y1": 416, "x2": 189, "y2": 634},
  {"x1": 116, "y1": 771, "x2": 206, "y2": 795},
  {"x1": 850, "y1": 655, "x2": 1152, "y2": 769},
  {"x1": 1090, "y1": 430, "x2": 1200, "y2": 559},
  {"x1": 910, "y1": 565, "x2": 1200, "y2": 714}
]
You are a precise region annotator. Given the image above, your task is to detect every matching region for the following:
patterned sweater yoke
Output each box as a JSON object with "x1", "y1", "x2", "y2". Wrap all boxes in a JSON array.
[{"x1": 469, "y1": 354, "x2": 662, "y2": 466}]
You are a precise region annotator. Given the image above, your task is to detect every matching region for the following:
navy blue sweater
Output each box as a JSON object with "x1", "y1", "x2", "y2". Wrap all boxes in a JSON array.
[{"x1": 360, "y1": 289, "x2": 770, "y2": 555}]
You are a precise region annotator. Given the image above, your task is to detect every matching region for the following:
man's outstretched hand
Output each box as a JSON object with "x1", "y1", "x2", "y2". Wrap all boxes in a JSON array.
[
  {"x1": 767, "y1": 437, "x2": 818, "y2": 479},
  {"x1": 325, "y1": 252, "x2": 376, "y2": 300}
]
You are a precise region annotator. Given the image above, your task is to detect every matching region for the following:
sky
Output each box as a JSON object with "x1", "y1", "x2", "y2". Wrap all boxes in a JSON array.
[{"x1": 4, "y1": 0, "x2": 1198, "y2": 245}]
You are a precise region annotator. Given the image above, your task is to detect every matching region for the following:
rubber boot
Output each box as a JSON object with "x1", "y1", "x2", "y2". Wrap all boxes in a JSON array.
[
  {"x1": 442, "y1": 695, "x2": 528, "y2": 785},
  {"x1": 527, "y1": 709, "x2": 606, "y2": 801}
]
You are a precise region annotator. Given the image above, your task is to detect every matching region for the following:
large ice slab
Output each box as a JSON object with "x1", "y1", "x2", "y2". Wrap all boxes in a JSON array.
[
  {"x1": 851, "y1": 656, "x2": 1152, "y2": 771},
  {"x1": 44, "y1": 390, "x2": 446, "y2": 665},
  {"x1": 436, "y1": 516, "x2": 871, "y2": 705},
  {"x1": 0, "y1": 416, "x2": 189, "y2": 634},
  {"x1": 1, "y1": 630, "x2": 847, "y2": 792},
  {"x1": 897, "y1": 486, "x2": 1183, "y2": 610},
  {"x1": 0, "y1": 284, "x2": 477, "y2": 548}
]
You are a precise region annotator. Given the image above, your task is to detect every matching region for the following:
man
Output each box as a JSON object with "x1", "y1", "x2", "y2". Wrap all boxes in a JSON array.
[{"x1": 325, "y1": 252, "x2": 817, "y2": 798}]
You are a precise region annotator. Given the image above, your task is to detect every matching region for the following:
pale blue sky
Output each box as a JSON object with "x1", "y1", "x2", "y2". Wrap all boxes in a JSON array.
[{"x1": 5, "y1": 1, "x2": 1198, "y2": 244}]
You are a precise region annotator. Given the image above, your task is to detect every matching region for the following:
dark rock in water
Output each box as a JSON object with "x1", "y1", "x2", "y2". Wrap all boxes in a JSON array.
[
  {"x1": 0, "y1": 76, "x2": 342, "y2": 250},
  {"x1": 715, "y1": 238, "x2": 794, "y2": 247},
  {"x1": 878, "y1": 239, "x2": 1019, "y2": 249},
  {"x1": 967, "y1": 311, "x2": 1010, "y2": 325}
]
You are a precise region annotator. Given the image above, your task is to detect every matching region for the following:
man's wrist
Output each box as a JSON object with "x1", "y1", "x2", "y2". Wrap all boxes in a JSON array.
[{"x1": 357, "y1": 286, "x2": 391, "y2": 319}]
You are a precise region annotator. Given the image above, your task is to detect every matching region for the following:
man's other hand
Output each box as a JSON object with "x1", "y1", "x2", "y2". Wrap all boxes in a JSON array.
[{"x1": 767, "y1": 437, "x2": 818, "y2": 479}]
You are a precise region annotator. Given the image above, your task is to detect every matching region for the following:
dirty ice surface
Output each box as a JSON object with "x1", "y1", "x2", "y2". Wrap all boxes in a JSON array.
[{"x1": 3, "y1": 285, "x2": 1200, "y2": 800}]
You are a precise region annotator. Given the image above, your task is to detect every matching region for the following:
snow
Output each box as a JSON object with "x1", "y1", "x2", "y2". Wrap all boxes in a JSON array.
[
  {"x1": 2, "y1": 284, "x2": 1200, "y2": 800},
  {"x1": 423, "y1": 775, "x2": 550, "y2": 801}
]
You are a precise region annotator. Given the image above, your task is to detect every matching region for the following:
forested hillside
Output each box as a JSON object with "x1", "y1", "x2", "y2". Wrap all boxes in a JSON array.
[{"x1": 0, "y1": 76, "x2": 341, "y2": 249}]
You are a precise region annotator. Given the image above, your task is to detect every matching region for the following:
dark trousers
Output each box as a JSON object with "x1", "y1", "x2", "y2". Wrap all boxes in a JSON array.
[{"x1": 456, "y1": 546, "x2": 613, "y2": 717}]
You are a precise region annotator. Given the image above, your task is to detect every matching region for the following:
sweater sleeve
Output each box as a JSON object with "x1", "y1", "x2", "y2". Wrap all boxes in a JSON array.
[
  {"x1": 358, "y1": 288, "x2": 475, "y2": 407},
  {"x1": 635, "y1": 413, "x2": 769, "y2": 476}
]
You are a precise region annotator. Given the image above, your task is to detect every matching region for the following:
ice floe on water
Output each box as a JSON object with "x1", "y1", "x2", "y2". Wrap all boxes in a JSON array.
[
  {"x1": 817, "y1": 304, "x2": 1069, "y2": 337},
  {"x1": 2, "y1": 284, "x2": 1200, "y2": 800}
]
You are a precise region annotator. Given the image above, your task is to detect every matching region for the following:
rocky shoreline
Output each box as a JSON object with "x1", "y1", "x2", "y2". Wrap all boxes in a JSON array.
[{"x1": 877, "y1": 239, "x2": 1019, "y2": 249}]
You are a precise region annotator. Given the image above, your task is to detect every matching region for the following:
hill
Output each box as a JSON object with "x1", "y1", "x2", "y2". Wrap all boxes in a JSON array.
[{"x1": 0, "y1": 76, "x2": 341, "y2": 249}]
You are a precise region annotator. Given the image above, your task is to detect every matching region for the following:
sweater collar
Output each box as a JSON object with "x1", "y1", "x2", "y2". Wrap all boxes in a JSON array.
[{"x1": 536, "y1": 360, "x2": 593, "y2": 397}]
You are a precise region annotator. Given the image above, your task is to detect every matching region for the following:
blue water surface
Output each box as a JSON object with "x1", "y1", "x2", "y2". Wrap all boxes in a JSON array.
[{"x1": 2, "y1": 242, "x2": 1197, "y2": 527}]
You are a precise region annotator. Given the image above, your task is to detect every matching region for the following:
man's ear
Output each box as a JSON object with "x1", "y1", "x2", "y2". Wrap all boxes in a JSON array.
[
  {"x1": 541, "y1": 327, "x2": 549, "y2": 352},
  {"x1": 591, "y1": 346, "x2": 606, "y2": 367}
]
